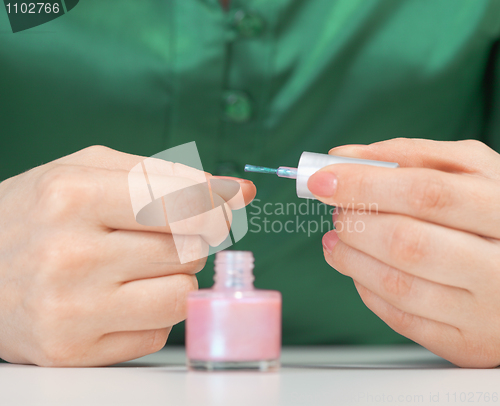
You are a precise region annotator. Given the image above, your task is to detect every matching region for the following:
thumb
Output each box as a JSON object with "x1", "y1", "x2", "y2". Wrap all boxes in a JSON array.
[{"x1": 329, "y1": 138, "x2": 500, "y2": 178}]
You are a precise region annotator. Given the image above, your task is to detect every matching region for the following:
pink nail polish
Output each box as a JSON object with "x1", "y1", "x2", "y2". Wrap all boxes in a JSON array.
[
  {"x1": 213, "y1": 176, "x2": 253, "y2": 184},
  {"x1": 186, "y1": 251, "x2": 282, "y2": 371},
  {"x1": 322, "y1": 230, "x2": 339, "y2": 253},
  {"x1": 307, "y1": 171, "x2": 338, "y2": 197}
]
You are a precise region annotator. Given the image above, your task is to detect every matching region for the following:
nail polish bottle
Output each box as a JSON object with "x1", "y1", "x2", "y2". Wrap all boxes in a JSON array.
[{"x1": 186, "y1": 250, "x2": 282, "y2": 371}]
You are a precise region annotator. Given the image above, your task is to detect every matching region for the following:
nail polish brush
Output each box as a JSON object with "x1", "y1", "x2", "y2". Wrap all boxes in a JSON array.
[{"x1": 245, "y1": 151, "x2": 398, "y2": 199}]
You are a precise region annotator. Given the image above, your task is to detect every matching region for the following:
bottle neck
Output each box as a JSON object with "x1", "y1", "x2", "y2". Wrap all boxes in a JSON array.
[{"x1": 213, "y1": 251, "x2": 255, "y2": 290}]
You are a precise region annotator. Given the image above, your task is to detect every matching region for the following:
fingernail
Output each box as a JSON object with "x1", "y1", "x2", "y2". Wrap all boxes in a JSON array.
[
  {"x1": 213, "y1": 176, "x2": 253, "y2": 184},
  {"x1": 307, "y1": 171, "x2": 338, "y2": 197},
  {"x1": 322, "y1": 230, "x2": 339, "y2": 253},
  {"x1": 328, "y1": 144, "x2": 366, "y2": 155}
]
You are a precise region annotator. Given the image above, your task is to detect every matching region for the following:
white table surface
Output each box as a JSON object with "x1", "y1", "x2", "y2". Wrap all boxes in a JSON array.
[{"x1": 1, "y1": 345, "x2": 499, "y2": 406}]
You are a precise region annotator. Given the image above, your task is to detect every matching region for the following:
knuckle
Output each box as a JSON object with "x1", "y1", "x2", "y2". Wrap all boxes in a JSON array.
[
  {"x1": 146, "y1": 328, "x2": 170, "y2": 354},
  {"x1": 37, "y1": 239, "x2": 71, "y2": 277},
  {"x1": 188, "y1": 186, "x2": 213, "y2": 216},
  {"x1": 36, "y1": 166, "x2": 99, "y2": 220},
  {"x1": 389, "y1": 308, "x2": 416, "y2": 332},
  {"x1": 372, "y1": 137, "x2": 412, "y2": 150},
  {"x1": 80, "y1": 145, "x2": 113, "y2": 157},
  {"x1": 30, "y1": 291, "x2": 68, "y2": 326},
  {"x1": 36, "y1": 340, "x2": 67, "y2": 367},
  {"x1": 36, "y1": 337, "x2": 78, "y2": 367},
  {"x1": 172, "y1": 275, "x2": 198, "y2": 317},
  {"x1": 352, "y1": 172, "x2": 374, "y2": 202},
  {"x1": 179, "y1": 214, "x2": 205, "y2": 236},
  {"x1": 171, "y1": 162, "x2": 202, "y2": 178},
  {"x1": 380, "y1": 266, "x2": 415, "y2": 299},
  {"x1": 36, "y1": 345, "x2": 65, "y2": 367},
  {"x1": 356, "y1": 283, "x2": 415, "y2": 332},
  {"x1": 173, "y1": 235, "x2": 209, "y2": 264},
  {"x1": 185, "y1": 255, "x2": 207, "y2": 274},
  {"x1": 355, "y1": 281, "x2": 417, "y2": 334},
  {"x1": 28, "y1": 295, "x2": 89, "y2": 367},
  {"x1": 179, "y1": 274, "x2": 198, "y2": 294},
  {"x1": 407, "y1": 175, "x2": 450, "y2": 216},
  {"x1": 391, "y1": 137, "x2": 414, "y2": 147},
  {"x1": 35, "y1": 236, "x2": 93, "y2": 280},
  {"x1": 458, "y1": 341, "x2": 500, "y2": 368},
  {"x1": 167, "y1": 187, "x2": 210, "y2": 228},
  {"x1": 325, "y1": 240, "x2": 349, "y2": 274},
  {"x1": 26, "y1": 301, "x2": 68, "y2": 366},
  {"x1": 388, "y1": 220, "x2": 426, "y2": 265},
  {"x1": 26, "y1": 246, "x2": 95, "y2": 324},
  {"x1": 459, "y1": 139, "x2": 489, "y2": 152}
]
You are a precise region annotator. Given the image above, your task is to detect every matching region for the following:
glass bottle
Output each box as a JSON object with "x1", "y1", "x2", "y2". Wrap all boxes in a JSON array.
[{"x1": 186, "y1": 250, "x2": 281, "y2": 371}]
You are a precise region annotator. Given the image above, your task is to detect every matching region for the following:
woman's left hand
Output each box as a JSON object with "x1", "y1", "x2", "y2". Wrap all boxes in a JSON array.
[{"x1": 308, "y1": 138, "x2": 500, "y2": 368}]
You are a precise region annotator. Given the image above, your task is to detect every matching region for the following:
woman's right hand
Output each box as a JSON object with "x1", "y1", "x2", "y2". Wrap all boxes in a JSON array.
[{"x1": 0, "y1": 146, "x2": 256, "y2": 367}]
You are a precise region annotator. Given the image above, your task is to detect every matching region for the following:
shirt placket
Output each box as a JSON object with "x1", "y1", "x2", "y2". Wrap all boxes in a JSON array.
[
  {"x1": 168, "y1": 0, "x2": 276, "y2": 178},
  {"x1": 216, "y1": 0, "x2": 277, "y2": 178},
  {"x1": 167, "y1": 0, "x2": 227, "y2": 174}
]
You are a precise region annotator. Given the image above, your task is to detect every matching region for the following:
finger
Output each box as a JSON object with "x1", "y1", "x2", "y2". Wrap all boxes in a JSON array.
[
  {"x1": 352, "y1": 282, "x2": 488, "y2": 368},
  {"x1": 128, "y1": 157, "x2": 251, "y2": 218},
  {"x1": 54, "y1": 145, "x2": 146, "y2": 171},
  {"x1": 103, "y1": 231, "x2": 207, "y2": 282},
  {"x1": 323, "y1": 235, "x2": 473, "y2": 326},
  {"x1": 329, "y1": 138, "x2": 500, "y2": 179},
  {"x1": 128, "y1": 165, "x2": 252, "y2": 242},
  {"x1": 163, "y1": 186, "x2": 234, "y2": 248},
  {"x1": 55, "y1": 146, "x2": 209, "y2": 181},
  {"x1": 354, "y1": 282, "x2": 472, "y2": 368},
  {"x1": 58, "y1": 328, "x2": 172, "y2": 367},
  {"x1": 56, "y1": 146, "x2": 257, "y2": 199},
  {"x1": 307, "y1": 164, "x2": 500, "y2": 239},
  {"x1": 37, "y1": 165, "x2": 236, "y2": 246},
  {"x1": 102, "y1": 274, "x2": 197, "y2": 333},
  {"x1": 212, "y1": 177, "x2": 257, "y2": 207},
  {"x1": 333, "y1": 211, "x2": 496, "y2": 289},
  {"x1": 140, "y1": 160, "x2": 256, "y2": 210}
]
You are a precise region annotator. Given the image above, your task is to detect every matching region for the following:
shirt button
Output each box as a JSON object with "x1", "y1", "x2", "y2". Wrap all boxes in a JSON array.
[
  {"x1": 223, "y1": 91, "x2": 253, "y2": 123},
  {"x1": 232, "y1": 9, "x2": 265, "y2": 38},
  {"x1": 215, "y1": 161, "x2": 242, "y2": 178}
]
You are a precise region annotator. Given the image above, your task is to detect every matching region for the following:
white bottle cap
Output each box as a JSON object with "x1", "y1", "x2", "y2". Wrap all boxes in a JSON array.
[{"x1": 296, "y1": 152, "x2": 399, "y2": 199}]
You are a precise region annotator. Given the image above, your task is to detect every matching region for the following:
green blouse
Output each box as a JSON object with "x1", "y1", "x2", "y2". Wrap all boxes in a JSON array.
[{"x1": 1, "y1": 0, "x2": 500, "y2": 346}]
